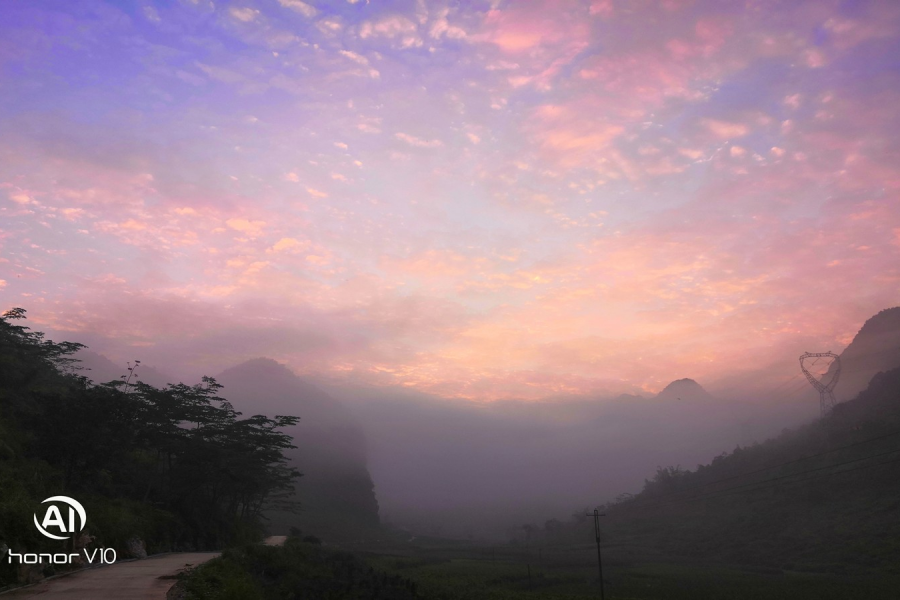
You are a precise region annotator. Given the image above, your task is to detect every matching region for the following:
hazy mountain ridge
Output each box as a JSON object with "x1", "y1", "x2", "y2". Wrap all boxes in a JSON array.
[
  {"x1": 215, "y1": 358, "x2": 381, "y2": 539},
  {"x1": 74, "y1": 349, "x2": 172, "y2": 389}
]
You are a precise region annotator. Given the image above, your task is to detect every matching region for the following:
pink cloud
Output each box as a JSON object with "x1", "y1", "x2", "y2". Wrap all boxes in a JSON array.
[
  {"x1": 278, "y1": 0, "x2": 317, "y2": 18},
  {"x1": 589, "y1": 0, "x2": 613, "y2": 18},
  {"x1": 823, "y1": 14, "x2": 898, "y2": 50},
  {"x1": 226, "y1": 218, "x2": 266, "y2": 236},
  {"x1": 359, "y1": 15, "x2": 422, "y2": 48},
  {"x1": 3, "y1": 0, "x2": 900, "y2": 402},
  {"x1": 479, "y1": 1, "x2": 588, "y2": 54},
  {"x1": 395, "y1": 132, "x2": 443, "y2": 148},
  {"x1": 229, "y1": 7, "x2": 259, "y2": 23},
  {"x1": 429, "y1": 7, "x2": 468, "y2": 40},
  {"x1": 703, "y1": 119, "x2": 750, "y2": 140}
]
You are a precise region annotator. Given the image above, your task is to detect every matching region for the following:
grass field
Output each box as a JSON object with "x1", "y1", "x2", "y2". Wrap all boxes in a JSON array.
[
  {"x1": 363, "y1": 538, "x2": 900, "y2": 600},
  {"x1": 179, "y1": 533, "x2": 900, "y2": 599}
]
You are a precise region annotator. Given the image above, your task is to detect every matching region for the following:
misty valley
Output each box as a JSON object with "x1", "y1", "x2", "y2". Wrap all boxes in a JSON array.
[{"x1": 1, "y1": 306, "x2": 899, "y2": 599}]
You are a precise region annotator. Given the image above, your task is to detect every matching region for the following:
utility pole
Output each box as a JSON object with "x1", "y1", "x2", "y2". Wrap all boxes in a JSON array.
[
  {"x1": 587, "y1": 509, "x2": 606, "y2": 600},
  {"x1": 521, "y1": 524, "x2": 534, "y2": 590}
]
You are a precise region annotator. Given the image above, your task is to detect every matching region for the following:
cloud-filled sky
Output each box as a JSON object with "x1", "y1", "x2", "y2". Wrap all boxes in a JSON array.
[{"x1": 2, "y1": 0, "x2": 899, "y2": 400}]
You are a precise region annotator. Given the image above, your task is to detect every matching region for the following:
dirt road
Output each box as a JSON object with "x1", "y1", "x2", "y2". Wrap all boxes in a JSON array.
[
  {"x1": 3, "y1": 552, "x2": 218, "y2": 599},
  {"x1": 263, "y1": 535, "x2": 287, "y2": 546}
]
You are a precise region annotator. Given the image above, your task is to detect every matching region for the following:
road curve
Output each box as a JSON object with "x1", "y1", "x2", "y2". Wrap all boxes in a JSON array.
[
  {"x1": 263, "y1": 536, "x2": 287, "y2": 546},
  {"x1": 3, "y1": 552, "x2": 219, "y2": 599}
]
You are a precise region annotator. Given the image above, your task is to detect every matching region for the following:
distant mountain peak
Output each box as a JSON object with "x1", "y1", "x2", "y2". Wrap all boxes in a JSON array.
[
  {"x1": 219, "y1": 357, "x2": 294, "y2": 378},
  {"x1": 75, "y1": 349, "x2": 173, "y2": 388},
  {"x1": 656, "y1": 378, "x2": 714, "y2": 401},
  {"x1": 217, "y1": 357, "x2": 331, "y2": 397},
  {"x1": 216, "y1": 357, "x2": 347, "y2": 418}
]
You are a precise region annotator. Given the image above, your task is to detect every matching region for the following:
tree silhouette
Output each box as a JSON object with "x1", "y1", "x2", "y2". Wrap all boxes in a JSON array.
[{"x1": 0, "y1": 308, "x2": 301, "y2": 570}]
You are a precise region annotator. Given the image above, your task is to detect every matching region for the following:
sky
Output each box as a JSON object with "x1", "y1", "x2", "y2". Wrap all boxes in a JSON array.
[{"x1": 1, "y1": 0, "x2": 899, "y2": 401}]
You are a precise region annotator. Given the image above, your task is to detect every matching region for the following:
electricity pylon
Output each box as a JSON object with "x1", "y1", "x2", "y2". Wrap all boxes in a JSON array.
[{"x1": 799, "y1": 351, "x2": 841, "y2": 418}]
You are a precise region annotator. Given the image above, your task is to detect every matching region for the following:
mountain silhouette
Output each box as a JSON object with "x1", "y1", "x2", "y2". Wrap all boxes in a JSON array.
[
  {"x1": 827, "y1": 307, "x2": 900, "y2": 402},
  {"x1": 216, "y1": 358, "x2": 380, "y2": 539},
  {"x1": 655, "y1": 378, "x2": 715, "y2": 402}
]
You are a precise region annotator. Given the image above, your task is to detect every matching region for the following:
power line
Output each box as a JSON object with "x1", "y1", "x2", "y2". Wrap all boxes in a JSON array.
[
  {"x1": 768, "y1": 378, "x2": 808, "y2": 400},
  {"x1": 614, "y1": 426, "x2": 900, "y2": 511},
  {"x1": 687, "y1": 447, "x2": 900, "y2": 502},
  {"x1": 772, "y1": 378, "x2": 813, "y2": 401},
  {"x1": 657, "y1": 454, "x2": 900, "y2": 509},
  {"x1": 763, "y1": 372, "x2": 804, "y2": 395},
  {"x1": 619, "y1": 445, "x2": 900, "y2": 511}
]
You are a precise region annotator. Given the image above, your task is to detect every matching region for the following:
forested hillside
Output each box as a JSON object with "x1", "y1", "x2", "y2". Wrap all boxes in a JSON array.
[
  {"x1": 826, "y1": 307, "x2": 900, "y2": 402},
  {"x1": 593, "y1": 364, "x2": 900, "y2": 573},
  {"x1": 0, "y1": 309, "x2": 300, "y2": 586}
]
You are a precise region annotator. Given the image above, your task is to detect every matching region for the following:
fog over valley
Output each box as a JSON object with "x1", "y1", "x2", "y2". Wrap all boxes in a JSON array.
[{"x1": 72, "y1": 307, "x2": 900, "y2": 538}]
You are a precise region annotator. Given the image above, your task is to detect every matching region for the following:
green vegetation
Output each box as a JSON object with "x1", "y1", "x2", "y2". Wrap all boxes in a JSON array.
[
  {"x1": 178, "y1": 536, "x2": 421, "y2": 599},
  {"x1": 364, "y1": 548, "x2": 900, "y2": 599},
  {"x1": 0, "y1": 308, "x2": 300, "y2": 586},
  {"x1": 179, "y1": 536, "x2": 900, "y2": 600}
]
